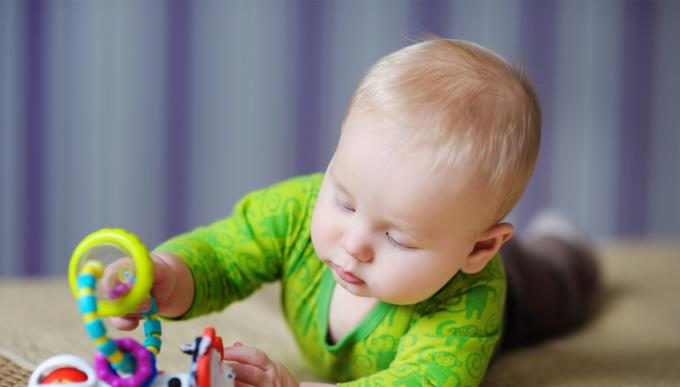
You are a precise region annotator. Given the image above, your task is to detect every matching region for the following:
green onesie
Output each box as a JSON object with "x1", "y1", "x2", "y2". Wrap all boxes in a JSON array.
[{"x1": 155, "y1": 173, "x2": 506, "y2": 386}]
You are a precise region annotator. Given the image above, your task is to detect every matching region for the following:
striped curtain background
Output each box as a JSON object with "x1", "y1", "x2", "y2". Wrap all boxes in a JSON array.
[{"x1": 1, "y1": 0, "x2": 678, "y2": 277}]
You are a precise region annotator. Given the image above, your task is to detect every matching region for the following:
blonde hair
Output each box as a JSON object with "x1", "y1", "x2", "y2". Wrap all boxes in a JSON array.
[{"x1": 349, "y1": 38, "x2": 541, "y2": 227}]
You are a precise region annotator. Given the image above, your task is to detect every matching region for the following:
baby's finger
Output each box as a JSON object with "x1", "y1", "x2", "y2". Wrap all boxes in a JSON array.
[
  {"x1": 119, "y1": 298, "x2": 152, "y2": 318},
  {"x1": 227, "y1": 362, "x2": 268, "y2": 386},
  {"x1": 109, "y1": 316, "x2": 140, "y2": 331},
  {"x1": 111, "y1": 298, "x2": 150, "y2": 320},
  {"x1": 223, "y1": 345, "x2": 272, "y2": 371},
  {"x1": 101, "y1": 258, "x2": 135, "y2": 292}
]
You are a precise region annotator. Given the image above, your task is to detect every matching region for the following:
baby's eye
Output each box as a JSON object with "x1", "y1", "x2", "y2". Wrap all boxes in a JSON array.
[
  {"x1": 336, "y1": 198, "x2": 356, "y2": 214},
  {"x1": 386, "y1": 232, "x2": 418, "y2": 250}
]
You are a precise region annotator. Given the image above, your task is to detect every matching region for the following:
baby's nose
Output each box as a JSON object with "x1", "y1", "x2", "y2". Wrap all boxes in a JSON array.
[{"x1": 341, "y1": 233, "x2": 374, "y2": 262}]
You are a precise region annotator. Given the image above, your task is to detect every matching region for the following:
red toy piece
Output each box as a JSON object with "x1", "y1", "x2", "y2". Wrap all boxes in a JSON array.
[
  {"x1": 39, "y1": 367, "x2": 89, "y2": 384},
  {"x1": 193, "y1": 327, "x2": 233, "y2": 387}
]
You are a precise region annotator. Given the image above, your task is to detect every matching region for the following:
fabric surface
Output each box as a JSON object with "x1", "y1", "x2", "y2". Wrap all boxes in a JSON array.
[
  {"x1": 0, "y1": 355, "x2": 31, "y2": 387},
  {"x1": 154, "y1": 174, "x2": 505, "y2": 385},
  {"x1": 1, "y1": 239, "x2": 679, "y2": 386}
]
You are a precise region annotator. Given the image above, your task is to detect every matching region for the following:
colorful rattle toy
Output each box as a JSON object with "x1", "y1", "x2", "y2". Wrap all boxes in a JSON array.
[{"x1": 28, "y1": 229, "x2": 235, "y2": 387}]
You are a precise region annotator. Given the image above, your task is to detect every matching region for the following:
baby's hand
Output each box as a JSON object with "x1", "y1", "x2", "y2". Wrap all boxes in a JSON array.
[
  {"x1": 105, "y1": 254, "x2": 179, "y2": 331},
  {"x1": 223, "y1": 342, "x2": 299, "y2": 387}
]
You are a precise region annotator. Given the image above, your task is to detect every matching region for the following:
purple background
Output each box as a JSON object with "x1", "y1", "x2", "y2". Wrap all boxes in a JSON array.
[{"x1": 1, "y1": 0, "x2": 679, "y2": 276}]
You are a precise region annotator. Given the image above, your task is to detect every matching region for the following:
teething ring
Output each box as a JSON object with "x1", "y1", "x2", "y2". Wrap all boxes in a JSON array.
[
  {"x1": 94, "y1": 338, "x2": 156, "y2": 387},
  {"x1": 68, "y1": 229, "x2": 152, "y2": 317}
]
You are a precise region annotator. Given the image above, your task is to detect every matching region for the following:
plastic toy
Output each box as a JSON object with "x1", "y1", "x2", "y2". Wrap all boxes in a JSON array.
[{"x1": 28, "y1": 229, "x2": 235, "y2": 387}]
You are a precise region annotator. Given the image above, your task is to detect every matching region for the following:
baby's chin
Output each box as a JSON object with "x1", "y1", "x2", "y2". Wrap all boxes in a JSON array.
[
  {"x1": 378, "y1": 295, "x2": 431, "y2": 306},
  {"x1": 344, "y1": 283, "x2": 432, "y2": 306},
  {"x1": 337, "y1": 281, "x2": 372, "y2": 298}
]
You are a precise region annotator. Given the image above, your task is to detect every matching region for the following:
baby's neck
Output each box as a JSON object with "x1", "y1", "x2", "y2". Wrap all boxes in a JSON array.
[{"x1": 327, "y1": 284, "x2": 379, "y2": 344}]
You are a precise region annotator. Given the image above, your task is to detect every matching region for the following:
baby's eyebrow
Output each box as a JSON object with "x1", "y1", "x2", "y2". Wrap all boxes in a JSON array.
[{"x1": 329, "y1": 169, "x2": 354, "y2": 198}]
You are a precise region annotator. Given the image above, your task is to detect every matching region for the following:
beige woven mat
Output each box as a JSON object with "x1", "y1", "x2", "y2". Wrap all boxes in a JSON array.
[
  {"x1": 0, "y1": 355, "x2": 30, "y2": 387},
  {"x1": 2, "y1": 240, "x2": 680, "y2": 387}
]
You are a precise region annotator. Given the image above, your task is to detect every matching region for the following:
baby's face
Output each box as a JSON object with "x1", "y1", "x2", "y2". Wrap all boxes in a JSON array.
[{"x1": 311, "y1": 107, "x2": 488, "y2": 305}]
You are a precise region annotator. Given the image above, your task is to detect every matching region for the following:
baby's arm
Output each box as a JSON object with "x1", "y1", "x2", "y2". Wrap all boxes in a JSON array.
[{"x1": 149, "y1": 175, "x2": 317, "y2": 320}]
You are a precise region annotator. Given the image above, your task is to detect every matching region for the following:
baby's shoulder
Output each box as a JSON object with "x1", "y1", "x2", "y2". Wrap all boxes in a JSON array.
[
  {"x1": 242, "y1": 173, "x2": 324, "y2": 213},
  {"x1": 414, "y1": 256, "x2": 506, "y2": 318}
]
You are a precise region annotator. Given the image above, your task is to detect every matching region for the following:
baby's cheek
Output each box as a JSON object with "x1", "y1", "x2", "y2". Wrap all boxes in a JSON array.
[{"x1": 310, "y1": 212, "x2": 332, "y2": 255}]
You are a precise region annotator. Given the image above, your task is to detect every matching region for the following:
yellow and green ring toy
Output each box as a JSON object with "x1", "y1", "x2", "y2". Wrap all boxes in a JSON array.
[{"x1": 68, "y1": 229, "x2": 153, "y2": 317}]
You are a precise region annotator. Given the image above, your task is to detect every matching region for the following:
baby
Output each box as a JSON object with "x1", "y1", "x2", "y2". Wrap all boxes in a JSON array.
[{"x1": 112, "y1": 38, "x2": 598, "y2": 386}]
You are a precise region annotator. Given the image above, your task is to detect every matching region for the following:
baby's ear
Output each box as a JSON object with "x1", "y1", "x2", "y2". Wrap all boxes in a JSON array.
[{"x1": 462, "y1": 222, "x2": 514, "y2": 274}]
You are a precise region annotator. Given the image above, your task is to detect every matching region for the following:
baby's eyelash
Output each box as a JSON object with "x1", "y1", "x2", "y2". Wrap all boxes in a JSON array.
[
  {"x1": 386, "y1": 232, "x2": 417, "y2": 250},
  {"x1": 336, "y1": 198, "x2": 355, "y2": 213}
]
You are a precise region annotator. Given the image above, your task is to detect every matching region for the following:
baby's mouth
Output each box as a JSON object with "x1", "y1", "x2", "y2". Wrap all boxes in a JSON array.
[{"x1": 329, "y1": 262, "x2": 365, "y2": 285}]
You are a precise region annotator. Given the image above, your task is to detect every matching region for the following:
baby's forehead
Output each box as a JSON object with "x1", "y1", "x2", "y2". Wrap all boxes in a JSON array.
[{"x1": 383, "y1": 179, "x2": 488, "y2": 240}]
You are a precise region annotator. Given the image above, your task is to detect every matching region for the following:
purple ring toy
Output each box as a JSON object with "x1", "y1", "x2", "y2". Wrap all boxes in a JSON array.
[{"x1": 94, "y1": 338, "x2": 155, "y2": 387}]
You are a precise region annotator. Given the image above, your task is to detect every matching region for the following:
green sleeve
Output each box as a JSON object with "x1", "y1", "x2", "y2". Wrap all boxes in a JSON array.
[
  {"x1": 339, "y1": 261, "x2": 505, "y2": 387},
  {"x1": 153, "y1": 175, "x2": 319, "y2": 320}
]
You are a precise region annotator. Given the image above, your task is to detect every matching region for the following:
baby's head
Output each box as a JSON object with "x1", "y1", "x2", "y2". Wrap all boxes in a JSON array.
[
  {"x1": 350, "y1": 38, "x2": 541, "y2": 225},
  {"x1": 311, "y1": 38, "x2": 541, "y2": 304}
]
